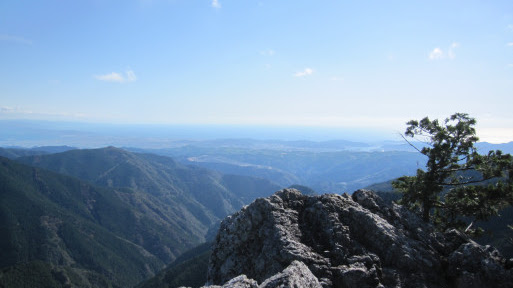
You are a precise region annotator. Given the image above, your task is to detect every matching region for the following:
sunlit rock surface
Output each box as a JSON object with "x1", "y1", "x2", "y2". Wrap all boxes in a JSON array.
[{"x1": 202, "y1": 189, "x2": 512, "y2": 288}]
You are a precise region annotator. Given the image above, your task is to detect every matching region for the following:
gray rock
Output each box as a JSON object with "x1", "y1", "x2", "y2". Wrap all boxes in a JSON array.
[
  {"x1": 447, "y1": 242, "x2": 512, "y2": 288},
  {"x1": 216, "y1": 275, "x2": 258, "y2": 288},
  {"x1": 194, "y1": 275, "x2": 258, "y2": 288},
  {"x1": 259, "y1": 260, "x2": 321, "y2": 288},
  {"x1": 205, "y1": 189, "x2": 513, "y2": 288},
  {"x1": 198, "y1": 261, "x2": 319, "y2": 288}
]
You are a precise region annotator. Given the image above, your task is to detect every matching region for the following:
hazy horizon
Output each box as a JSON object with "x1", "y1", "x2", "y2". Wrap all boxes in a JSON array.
[
  {"x1": 2, "y1": 1, "x2": 513, "y2": 143},
  {"x1": 1, "y1": 119, "x2": 512, "y2": 151},
  {"x1": 0, "y1": 119, "x2": 399, "y2": 147}
]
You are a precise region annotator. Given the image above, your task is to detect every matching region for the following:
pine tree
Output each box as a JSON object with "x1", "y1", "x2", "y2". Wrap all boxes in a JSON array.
[{"x1": 393, "y1": 113, "x2": 513, "y2": 233}]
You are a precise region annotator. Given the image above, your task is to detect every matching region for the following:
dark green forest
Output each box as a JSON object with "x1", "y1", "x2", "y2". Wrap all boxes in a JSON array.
[{"x1": 0, "y1": 148, "x2": 280, "y2": 287}]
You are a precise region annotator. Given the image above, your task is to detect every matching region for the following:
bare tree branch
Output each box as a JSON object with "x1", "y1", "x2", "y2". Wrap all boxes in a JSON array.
[{"x1": 398, "y1": 133, "x2": 425, "y2": 155}]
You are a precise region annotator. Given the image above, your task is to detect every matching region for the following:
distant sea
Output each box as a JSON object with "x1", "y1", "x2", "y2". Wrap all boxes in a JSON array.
[{"x1": 0, "y1": 119, "x2": 396, "y2": 148}]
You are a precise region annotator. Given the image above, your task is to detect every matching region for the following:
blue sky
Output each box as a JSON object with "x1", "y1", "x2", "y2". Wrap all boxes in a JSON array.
[{"x1": 1, "y1": 0, "x2": 513, "y2": 142}]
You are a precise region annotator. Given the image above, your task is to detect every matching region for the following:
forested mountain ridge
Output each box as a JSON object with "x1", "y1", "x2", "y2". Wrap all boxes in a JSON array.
[
  {"x1": 0, "y1": 146, "x2": 76, "y2": 159},
  {"x1": 1, "y1": 148, "x2": 280, "y2": 287},
  {"x1": 17, "y1": 147, "x2": 280, "y2": 220},
  {"x1": 134, "y1": 146, "x2": 427, "y2": 193},
  {"x1": 0, "y1": 156, "x2": 163, "y2": 287}
]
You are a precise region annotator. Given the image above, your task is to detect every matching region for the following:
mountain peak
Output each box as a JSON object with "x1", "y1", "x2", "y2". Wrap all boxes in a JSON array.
[{"x1": 205, "y1": 189, "x2": 513, "y2": 287}]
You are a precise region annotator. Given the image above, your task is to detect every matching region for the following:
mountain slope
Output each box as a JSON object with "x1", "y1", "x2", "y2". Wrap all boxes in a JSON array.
[
  {"x1": 0, "y1": 146, "x2": 76, "y2": 159},
  {"x1": 137, "y1": 242, "x2": 212, "y2": 288},
  {"x1": 17, "y1": 147, "x2": 281, "y2": 221},
  {"x1": 0, "y1": 147, "x2": 48, "y2": 159},
  {"x1": 0, "y1": 157, "x2": 164, "y2": 287},
  {"x1": 3, "y1": 148, "x2": 281, "y2": 287},
  {"x1": 137, "y1": 146, "x2": 426, "y2": 193}
]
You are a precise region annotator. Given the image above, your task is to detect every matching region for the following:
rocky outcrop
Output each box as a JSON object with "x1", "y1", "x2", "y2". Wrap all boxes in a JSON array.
[
  {"x1": 259, "y1": 260, "x2": 321, "y2": 288},
  {"x1": 205, "y1": 189, "x2": 513, "y2": 288},
  {"x1": 197, "y1": 261, "x2": 320, "y2": 288}
]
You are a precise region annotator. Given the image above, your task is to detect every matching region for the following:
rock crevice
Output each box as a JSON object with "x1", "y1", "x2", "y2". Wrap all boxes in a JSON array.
[{"x1": 205, "y1": 189, "x2": 512, "y2": 288}]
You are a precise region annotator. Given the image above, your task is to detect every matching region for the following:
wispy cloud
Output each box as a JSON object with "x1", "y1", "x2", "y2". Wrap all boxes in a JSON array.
[
  {"x1": 429, "y1": 48, "x2": 444, "y2": 60},
  {"x1": 294, "y1": 68, "x2": 314, "y2": 77},
  {"x1": 447, "y1": 42, "x2": 459, "y2": 59},
  {"x1": 211, "y1": 0, "x2": 221, "y2": 8},
  {"x1": 0, "y1": 106, "x2": 87, "y2": 119},
  {"x1": 0, "y1": 106, "x2": 17, "y2": 113},
  {"x1": 95, "y1": 72, "x2": 124, "y2": 82},
  {"x1": 507, "y1": 43, "x2": 513, "y2": 47},
  {"x1": 0, "y1": 34, "x2": 33, "y2": 45},
  {"x1": 429, "y1": 42, "x2": 459, "y2": 60},
  {"x1": 125, "y1": 70, "x2": 137, "y2": 82},
  {"x1": 260, "y1": 49, "x2": 275, "y2": 56},
  {"x1": 94, "y1": 69, "x2": 137, "y2": 83}
]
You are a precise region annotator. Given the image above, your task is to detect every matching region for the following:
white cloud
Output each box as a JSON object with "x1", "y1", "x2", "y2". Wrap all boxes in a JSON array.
[
  {"x1": 294, "y1": 68, "x2": 314, "y2": 77},
  {"x1": 0, "y1": 106, "x2": 16, "y2": 113},
  {"x1": 507, "y1": 43, "x2": 513, "y2": 47},
  {"x1": 211, "y1": 0, "x2": 221, "y2": 8},
  {"x1": 429, "y1": 42, "x2": 459, "y2": 60},
  {"x1": 94, "y1": 69, "x2": 137, "y2": 83},
  {"x1": 0, "y1": 106, "x2": 34, "y2": 115},
  {"x1": 0, "y1": 106, "x2": 88, "y2": 120},
  {"x1": 429, "y1": 48, "x2": 444, "y2": 60},
  {"x1": 95, "y1": 72, "x2": 124, "y2": 82},
  {"x1": 0, "y1": 34, "x2": 32, "y2": 45}
]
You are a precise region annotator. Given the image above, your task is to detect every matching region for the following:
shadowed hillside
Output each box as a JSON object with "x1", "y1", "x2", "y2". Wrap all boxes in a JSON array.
[
  {"x1": 1, "y1": 148, "x2": 280, "y2": 287},
  {"x1": 0, "y1": 157, "x2": 163, "y2": 287}
]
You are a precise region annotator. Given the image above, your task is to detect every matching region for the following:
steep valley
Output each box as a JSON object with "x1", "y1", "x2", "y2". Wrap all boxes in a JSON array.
[{"x1": 0, "y1": 147, "x2": 280, "y2": 287}]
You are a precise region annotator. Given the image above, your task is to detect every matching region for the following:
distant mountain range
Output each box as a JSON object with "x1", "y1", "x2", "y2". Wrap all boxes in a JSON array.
[
  {"x1": 0, "y1": 146, "x2": 76, "y2": 159},
  {"x1": 133, "y1": 146, "x2": 428, "y2": 193},
  {"x1": 0, "y1": 147, "x2": 280, "y2": 287}
]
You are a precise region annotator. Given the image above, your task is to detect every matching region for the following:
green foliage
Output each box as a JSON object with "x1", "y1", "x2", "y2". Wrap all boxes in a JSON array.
[
  {"x1": 393, "y1": 113, "x2": 513, "y2": 233},
  {"x1": 0, "y1": 156, "x2": 165, "y2": 287},
  {"x1": 3, "y1": 147, "x2": 281, "y2": 287},
  {"x1": 17, "y1": 147, "x2": 280, "y2": 221},
  {"x1": 0, "y1": 261, "x2": 117, "y2": 288}
]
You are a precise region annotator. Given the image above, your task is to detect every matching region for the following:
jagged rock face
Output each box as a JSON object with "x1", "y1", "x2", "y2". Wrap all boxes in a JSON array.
[
  {"x1": 207, "y1": 189, "x2": 513, "y2": 288},
  {"x1": 259, "y1": 260, "x2": 321, "y2": 288},
  {"x1": 199, "y1": 261, "x2": 320, "y2": 288}
]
